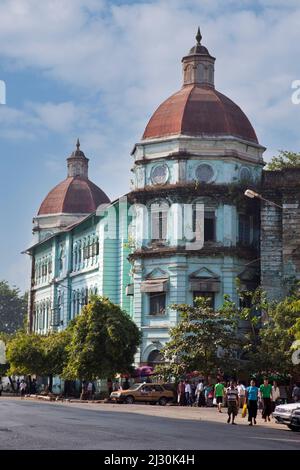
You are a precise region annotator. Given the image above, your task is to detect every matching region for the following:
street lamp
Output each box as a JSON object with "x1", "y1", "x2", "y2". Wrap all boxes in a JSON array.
[{"x1": 244, "y1": 189, "x2": 283, "y2": 209}]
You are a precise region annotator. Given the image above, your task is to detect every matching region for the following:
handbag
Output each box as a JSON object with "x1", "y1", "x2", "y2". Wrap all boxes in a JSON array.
[
  {"x1": 213, "y1": 397, "x2": 217, "y2": 406},
  {"x1": 242, "y1": 403, "x2": 247, "y2": 418}
]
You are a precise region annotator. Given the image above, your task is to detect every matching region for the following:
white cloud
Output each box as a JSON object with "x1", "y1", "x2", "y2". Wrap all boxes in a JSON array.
[{"x1": 1, "y1": 0, "x2": 300, "y2": 289}]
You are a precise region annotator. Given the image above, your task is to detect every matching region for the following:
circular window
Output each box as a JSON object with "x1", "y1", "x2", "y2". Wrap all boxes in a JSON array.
[
  {"x1": 151, "y1": 164, "x2": 169, "y2": 185},
  {"x1": 195, "y1": 164, "x2": 214, "y2": 183},
  {"x1": 240, "y1": 167, "x2": 251, "y2": 182}
]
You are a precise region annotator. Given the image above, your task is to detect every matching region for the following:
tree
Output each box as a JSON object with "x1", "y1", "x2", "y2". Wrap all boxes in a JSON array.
[
  {"x1": 252, "y1": 295, "x2": 300, "y2": 378},
  {"x1": 6, "y1": 330, "x2": 72, "y2": 391},
  {"x1": 266, "y1": 150, "x2": 300, "y2": 171},
  {"x1": 0, "y1": 281, "x2": 27, "y2": 334},
  {"x1": 6, "y1": 331, "x2": 45, "y2": 377},
  {"x1": 42, "y1": 330, "x2": 72, "y2": 391},
  {"x1": 155, "y1": 298, "x2": 241, "y2": 382},
  {"x1": 62, "y1": 296, "x2": 141, "y2": 381}
]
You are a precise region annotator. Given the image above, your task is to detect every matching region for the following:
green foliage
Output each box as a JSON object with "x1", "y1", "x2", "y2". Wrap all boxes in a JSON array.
[
  {"x1": 6, "y1": 329, "x2": 71, "y2": 378},
  {"x1": 62, "y1": 296, "x2": 141, "y2": 381},
  {"x1": 42, "y1": 329, "x2": 72, "y2": 377},
  {"x1": 0, "y1": 281, "x2": 27, "y2": 334},
  {"x1": 226, "y1": 286, "x2": 300, "y2": 377},
  {"x1": 155, "y1": 298, "x2": 240, "y2": 381},
  {"x1": 266, "y1": 150, "x2": 300, "y2": 171},
  {"x1": 6, "y1": 332, "x2": 45, "y2": 376}
]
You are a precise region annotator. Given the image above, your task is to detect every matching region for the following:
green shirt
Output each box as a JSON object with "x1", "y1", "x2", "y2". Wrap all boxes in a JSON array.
[
  {"x1": 215, "y1": 383, "x2": 225, "y2": 397},
  {"x1": 260, "y1": 384, "x2": 272, "y2": 398}
]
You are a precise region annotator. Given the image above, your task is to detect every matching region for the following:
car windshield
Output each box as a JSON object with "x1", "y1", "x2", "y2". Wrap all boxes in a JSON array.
[{"x1": 128, "y1": 384, "x2": 143, "y2": 391}]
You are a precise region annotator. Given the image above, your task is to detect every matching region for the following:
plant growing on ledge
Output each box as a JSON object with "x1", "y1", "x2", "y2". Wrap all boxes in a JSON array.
[{"x1": 266, "y1": 150, "x2": 300, "y2": 171}]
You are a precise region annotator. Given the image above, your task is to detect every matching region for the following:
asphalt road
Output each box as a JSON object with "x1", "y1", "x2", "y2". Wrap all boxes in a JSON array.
[{"x1": 0, "y1": 399, "x2": 299, "y2": 450}]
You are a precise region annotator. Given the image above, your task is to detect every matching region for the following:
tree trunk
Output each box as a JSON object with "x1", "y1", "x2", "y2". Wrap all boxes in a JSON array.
[
  {"x1": 48, "y1": 374, "x2": 53, "y2": 393},
  {"x1": 8, "y1": 376, "x2": 15, "y2": 392}
]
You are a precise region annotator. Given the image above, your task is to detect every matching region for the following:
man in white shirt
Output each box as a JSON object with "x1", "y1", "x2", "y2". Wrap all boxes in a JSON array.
[
  {"x1": 271, "y1": 380, "x2": 281, "y2": 412},
  {"x1": 195, "y1": 379, "x2": 205, "y2": 407},
  {"x1": 185, "y1": 381, "x2": 192, "y2": 406},
  {"x1": 237, "y1": 381, "x2": 246, "y2": 408}
]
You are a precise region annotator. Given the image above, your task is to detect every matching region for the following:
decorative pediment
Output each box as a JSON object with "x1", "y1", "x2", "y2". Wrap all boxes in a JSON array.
[
  {"x1": 146, "y1": 267, "x2": 169, "y2": 280},
  {"x1": 238, "y1": 267, "x2": 259, "y2": 282},
  {"x1": 189, "y1": 267, "x2": 219, "y2": 280}
]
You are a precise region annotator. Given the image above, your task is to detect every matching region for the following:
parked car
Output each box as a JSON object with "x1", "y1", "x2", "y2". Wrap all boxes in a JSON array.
[
  {"x1": 288, "y1": 408, "x2": 300, "y2": 432},
  {"x1": 110, "y1": 383, "x2": 174, "y2": 405},
  {"x1": 273, "y1": 402, "x2": 300, "y2": 427}
]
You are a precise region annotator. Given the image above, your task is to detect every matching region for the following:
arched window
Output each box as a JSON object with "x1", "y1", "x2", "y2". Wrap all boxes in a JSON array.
[
  {"x1": 72, "y1": 292, "x2": 76, "y2": 318},
  {"x1": 76, "y1": 290, "x2": 81, "y2": 315},
  {"x1": 147, "y1": 349, "x2": 164, "y2": 367},
  {"x1": 57, "y1": 293, "x2": 62, "y2": 325},
  {"x1": 150, "y1": 202, "x2": 169, "y2": 241},
  {"x1": 73, "y1": 243, "x2": 78, "y2": 270},
  {"x1": 48, "y1": 257, "x2": 52, "y2": 275},
  {"x1": 184, "y1": 64, "x2": 193, "y2": 83},
  {"x1": 58, "y1": 246, "x2": 65, "y2": 272},
  {"x1": 196, "y1": 63, "x2": 205, "y2": 82},
  {"x1": 78, "y1": 241, "x2": 82, "y2": 266},
  {"x1": 207, "y1": 64, "x2": 214, "y2": 83}
]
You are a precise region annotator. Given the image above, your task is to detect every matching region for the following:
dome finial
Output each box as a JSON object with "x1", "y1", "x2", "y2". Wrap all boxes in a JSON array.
[
  {"x1": 196, "y1": 26, "x2": 202, "y2": 45},
  {"x1": 76, "y1": 138, "x2": 80, "y2": 150}
]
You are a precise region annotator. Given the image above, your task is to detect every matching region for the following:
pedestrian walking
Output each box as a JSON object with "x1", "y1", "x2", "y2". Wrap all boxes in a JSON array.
[
  {"x1": 87, "y1": 381, "x2": 93, "y2": 400},
  {"x1": 246, "y1": 379, "x2": 259, "y2": 426},
  {"x1": 260, "y1": 378, "x2": 272, "y2": 422},
  {"x1": 185, "y1": 380, "x2": 192, "y2": 406},
  {"x1": 292, "y1": 382, "x2": 300, "y2": 402},
  {"x1": 123, "y1": 378, "x2": 130, "y2": 390},
  {"x1": 20, "y1": 380, "x2": 27, "y2": 398},
  {"x1": 0, "y1": 380, "x2": 3, "y2": 397},
  {"x1": 226, "y1": 380, "x2": 239, "y2": 425},
  {"x1": 271, "y1": 380, "x2": 280, "y2": 412},
  {"x1": 107, "y1": 378, "x2": 113, "y2": 396},
  {"x1": 190, "y1": 382, "x2": 196, "y2": 405},
  {"x1": 195, "y1": 380, "x2": 205, "y2": 407},
  {"x1": 204, "y1": 383, "x2": 213, "y2": 407},
  {"x1": 214, "y1": 380, "x2": 225, "y2": 413},
  {"x1": 177, "y1": 380, "x2": 185, "y2": 406},
  {"x1": 237, "y1": 381, "x2": 246, "y2": 409}
]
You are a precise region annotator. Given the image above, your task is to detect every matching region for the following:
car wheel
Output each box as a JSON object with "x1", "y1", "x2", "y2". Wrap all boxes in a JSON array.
[
  {"x1": 124, "y1": 395, "x2": 134, "y2": 405},
  {"x1": 159, "y1": 397, "x2": 168, "y2": 406},
  {"x1": 288, "y1": 424, "x2": 300, "y2": 432}
]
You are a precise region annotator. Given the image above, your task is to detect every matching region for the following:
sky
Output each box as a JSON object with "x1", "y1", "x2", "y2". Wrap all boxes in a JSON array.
[{"x1": 0, "y1": 0, "x2": 300, "y2": 292}]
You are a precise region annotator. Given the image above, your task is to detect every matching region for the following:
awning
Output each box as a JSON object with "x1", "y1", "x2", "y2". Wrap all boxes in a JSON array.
[
  {"x1": 189, "y1": 279, "x2": 220, "y2": 292},
  {"x1": 140, "y1": 279, "x2": 168, "y2": 293}
]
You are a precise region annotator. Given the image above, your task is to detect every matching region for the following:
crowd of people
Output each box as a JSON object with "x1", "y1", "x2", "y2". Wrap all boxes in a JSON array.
[{"x1": 177, "y1": 378, "x2": 300, "y2": 425}]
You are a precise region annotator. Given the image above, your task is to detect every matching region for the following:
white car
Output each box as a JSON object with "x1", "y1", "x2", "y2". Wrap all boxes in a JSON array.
[{"x1": 273, "y1": 402, "x2": 300, "y2": 426}]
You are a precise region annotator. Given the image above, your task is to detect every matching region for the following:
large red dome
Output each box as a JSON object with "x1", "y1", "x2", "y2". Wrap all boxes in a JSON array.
[
  {"x1": 142, "y1": 85, "x2": 258, "y2": 144},
  {"x1": 38, "y1": 176, "x2": 110, "y2": 216}
]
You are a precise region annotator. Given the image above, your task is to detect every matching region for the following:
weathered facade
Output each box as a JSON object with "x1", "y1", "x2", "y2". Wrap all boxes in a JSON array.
[
  {"x1": 25, "y1": 30, "x2": 295, "y2": 368},
  {"x1": 261, "y1": 168, "x2": 300, "y2": 299}
]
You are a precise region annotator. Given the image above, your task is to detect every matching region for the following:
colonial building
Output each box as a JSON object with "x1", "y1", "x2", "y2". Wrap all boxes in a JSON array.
[{"x1": 26, "y1": 29, "x2": 277, "y2": 367}]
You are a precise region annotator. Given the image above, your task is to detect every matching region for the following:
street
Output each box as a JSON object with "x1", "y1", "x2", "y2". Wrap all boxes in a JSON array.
[{"x1": 0, "y1": 398, "x2": 299, "y2": 450}]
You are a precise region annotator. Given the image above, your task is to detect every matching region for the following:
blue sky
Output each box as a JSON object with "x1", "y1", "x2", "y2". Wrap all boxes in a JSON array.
[{"x1": 0, "y1": 0, "x2": 300, "y2": 291}]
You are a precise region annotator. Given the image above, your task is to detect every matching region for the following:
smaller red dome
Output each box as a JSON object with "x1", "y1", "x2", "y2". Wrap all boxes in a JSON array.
[{"x1": 38, "y1": 176, "x2": 110, "y2": 216}]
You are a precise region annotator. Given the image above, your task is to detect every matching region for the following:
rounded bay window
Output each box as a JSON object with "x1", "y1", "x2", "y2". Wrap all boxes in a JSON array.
[
  {"x1": 195, "y1": 163, "x2": 214, "y2": 183},
  {"x1": 240, "y1": 167, "x2": 252, "y2": 182},
  {"x1": 151, "y1": 164, "x2": 169, "y2": 185}
]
